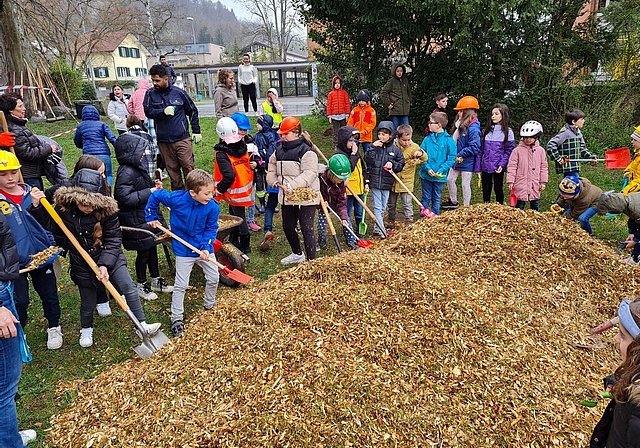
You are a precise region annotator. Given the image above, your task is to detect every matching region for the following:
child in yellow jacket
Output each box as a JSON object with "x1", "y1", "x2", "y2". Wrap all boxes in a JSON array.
[
  {"x1": 623, "y1": 126, "x2": 640, "y2": 195},
  {"x1": 387, "y1": 124, "x2": 427, "y2": 226}
]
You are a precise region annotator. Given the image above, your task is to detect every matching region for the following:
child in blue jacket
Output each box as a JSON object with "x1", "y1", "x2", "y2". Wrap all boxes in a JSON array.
[
  {"x1": 419, "y1": 112, "x2": 457, "y2": 215},
  {"x1": 145, "y1": 169, "x2": 220, "y2": 337},
  {"x1": 74, "y1": 105, "x2": 117, "y2": 185}
]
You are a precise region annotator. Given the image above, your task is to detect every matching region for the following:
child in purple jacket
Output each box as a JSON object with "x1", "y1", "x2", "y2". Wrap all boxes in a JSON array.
[{"x1": 475, "y1": 103, "x2": 515, "y2": 204}]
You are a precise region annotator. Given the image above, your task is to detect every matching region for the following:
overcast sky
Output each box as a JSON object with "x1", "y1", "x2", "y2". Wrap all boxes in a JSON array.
[{"x1": 219, "y1": 0, "x2": 253, "y2": 21}]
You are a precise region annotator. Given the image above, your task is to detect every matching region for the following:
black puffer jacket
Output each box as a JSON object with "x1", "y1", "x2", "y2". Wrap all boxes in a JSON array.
[
  {"x1": 114, "y1": 132, "x2": 163, "y2": 251},
  {"x1": 4, "y1": 114, "x2": 52, "y2": 179},
  {"x1": 0, "y1": 212, "x2": 19, "y2": 283},
  {"x1": 591, "y1": 384, "x2": 640, "y2": 448},
  {"x1": 29, "y1": 172, "x2": 127, "y2": 287},
  {"x1": 364, "y1": 141, "x2": 405, "y2": 191}
]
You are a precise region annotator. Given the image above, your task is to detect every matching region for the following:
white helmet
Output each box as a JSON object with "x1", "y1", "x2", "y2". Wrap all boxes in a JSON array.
[
  {"x1": 520, "y1": 120, "x2": 543, "y2": 137},
  {"x1": 216, "y1": 117, "x2": 242, "y2": 143}
]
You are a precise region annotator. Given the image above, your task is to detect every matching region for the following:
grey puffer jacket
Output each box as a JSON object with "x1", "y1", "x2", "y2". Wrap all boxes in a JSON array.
[
  {"x1": 4, "y1": 114, "x2": 52, "y2": 179},
  {"x1": 213, "y1": 82, "x2": 239, "y2": 118}
]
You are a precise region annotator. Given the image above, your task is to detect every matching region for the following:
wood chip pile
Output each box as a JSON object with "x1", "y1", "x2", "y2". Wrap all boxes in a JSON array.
[{"x1": 49, "y1": 204, "x2": 638, "y2": 447}]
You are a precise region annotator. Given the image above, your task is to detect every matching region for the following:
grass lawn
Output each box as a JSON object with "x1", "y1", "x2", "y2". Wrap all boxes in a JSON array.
[{"x1": 17, "y1": 115, "x2": 629, "y2": 447}]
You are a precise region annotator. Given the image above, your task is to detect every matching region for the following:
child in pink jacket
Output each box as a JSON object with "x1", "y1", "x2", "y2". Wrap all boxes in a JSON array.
[{"x1": 506, "y1": 121, "x2": 548, "y2": 210}]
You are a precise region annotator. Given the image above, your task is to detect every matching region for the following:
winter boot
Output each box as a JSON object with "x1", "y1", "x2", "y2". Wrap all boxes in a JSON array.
[{"x1": 229, "y1": 228, "x2": 240, "y2": 248}]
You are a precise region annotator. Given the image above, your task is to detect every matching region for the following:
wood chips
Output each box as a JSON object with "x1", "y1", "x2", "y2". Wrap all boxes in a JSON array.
[
  {"x1": 285, "y1": 187, "x2": 318, "y2": 202},
  {"x1": 48, "y1": 205, "x2": 636, "y2": 447},
  {"x1": 20, "y1": 246, "x2": 62, "y2": 273}
]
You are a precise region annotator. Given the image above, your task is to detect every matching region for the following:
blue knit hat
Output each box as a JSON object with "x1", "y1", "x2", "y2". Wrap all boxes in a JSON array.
[{"x1": 559, "y1": 175, "x2": 580, "y2": 196}]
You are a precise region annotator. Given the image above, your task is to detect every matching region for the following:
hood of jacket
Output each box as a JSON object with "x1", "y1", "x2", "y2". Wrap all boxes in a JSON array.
[
  {"x1": 258, "y1": 113, "x2": 274, "y2": 130},
  {"x1": 115, "y1": 132, "x2": 147, "y2": 168},
  {"x1": 73, "y1": 168, "x2": 109, "y2": 196},
  {"x1": 81, "y1": 105, "x2": 100, "y2": 121},
  {"x1": 597, "y1": 192, "x2": 628, "y2": 215},
  {"x1": 214, "y1": 139, "x2": 248, "y2": 158},
  {"x1": 53, "y1": 185, "x2": 118, "y2": 217},
  {"x1": 136, "y1": 78, "x2": 151, "y2": 90},
  {"x1": 336, "y1": 125, "x2": 358, "y2": 152},
  {"x1": 332, "y1": 75, "x2": 343, "y2": 89},
  {"x1": 391, "y1": 63, "x2": 406, "y2": 79}
]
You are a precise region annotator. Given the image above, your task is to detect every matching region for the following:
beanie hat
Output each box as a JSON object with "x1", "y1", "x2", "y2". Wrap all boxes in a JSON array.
[
  {"x1": 632, "y1": 125, "x2": 640, "y2": 142},
  {"x1": 356, "y1": 89, "x2": 370, "y2": 103},
  {"x1": 558, "y1": 175, "x2": 580, "y2": 196}
]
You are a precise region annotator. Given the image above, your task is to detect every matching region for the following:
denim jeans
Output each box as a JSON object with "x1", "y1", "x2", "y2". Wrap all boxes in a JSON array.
[
  {"x1": 390, "y1": 115, "x2": 409, "y2": 130},
  {"x1": 578, "y1": 207, "x2": 598, "y2": 235},
  {"x1": 247, "y1": 189, "x2": 256, "y2": 223},
  {"x1": 346, "y1": 194, "x2": 364, "y2": 232},
  {"x1": 263, "y1": 192, "x2": 279, "y2": 232},
  {"x1": 0, "y1": 281, "x2": 24, "y2": 448},
  {"x1": 421, "y1": 180, "x2": 445, "y2": 215},
  {"x1": 23, "y1": 177, "x2": 44, "y2": 190},
  {"x1": 14, "y1": 263, "x2": 60, "y2": 328},
  {"x1": 94, "y1": 154, "x2": 113, "y2": 187},
  {"x1": 370, "y1": 188, "x2": 390, "y2": 235},
  {"x1": 515, "y1": 200, "x2": 539, "y2": 211}
]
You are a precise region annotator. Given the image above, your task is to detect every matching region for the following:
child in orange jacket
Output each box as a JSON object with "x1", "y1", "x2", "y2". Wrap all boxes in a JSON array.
[{"x1": 347, "y1": 89, "x2": 377, "y2": 154}]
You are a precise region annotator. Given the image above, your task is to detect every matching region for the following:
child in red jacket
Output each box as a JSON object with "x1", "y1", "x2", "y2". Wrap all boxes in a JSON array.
[{"x1": 327, "y1": 75, "x2": 351, "y2": 145}]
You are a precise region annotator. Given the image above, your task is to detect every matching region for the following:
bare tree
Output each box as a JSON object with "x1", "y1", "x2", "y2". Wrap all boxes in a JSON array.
[
  {"x1": 0, "y1": 0, "x2": 35, "y2": 83},
  {"x1": 241, "y1": 0, "x2": 301, "y2": 61}
]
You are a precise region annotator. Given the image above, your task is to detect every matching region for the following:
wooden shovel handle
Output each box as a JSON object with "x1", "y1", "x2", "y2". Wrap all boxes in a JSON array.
[
  {"x1": 304, "y1": 132, "x2": 387, "y2": 237},
  {"x1": 155, "y1": 224, "x2": 225, "y2": 270},
  {"x1": 39, "y1": 197, "x2": 130, "y2": 311},
  {"x1": 384, "y1": 166, "x2": 424, "y2": 209},
  {"x1": 0, "y1": 111, "x2": 23, "y2": 182}
]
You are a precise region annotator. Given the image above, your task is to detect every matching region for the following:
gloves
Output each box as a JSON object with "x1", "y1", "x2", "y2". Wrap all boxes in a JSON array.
[
  {"x1": 46, "y1": 152, "x2": 62, "y2": 166},
  {"x1": 192, "y1": 133, "x2": 202, "y2": 144},
  {"x1": 164, "y1": 106, "x2": 176, "y2": 116},
  {"x1": 622, "y1": 177, "x2": 629, "y2": 190},
  {"x1": 0, "y1": 132, "x2": 15, "y2": 147},
  {"x1": 455, "y1": 157, "x2": 463, "y2": 164}
]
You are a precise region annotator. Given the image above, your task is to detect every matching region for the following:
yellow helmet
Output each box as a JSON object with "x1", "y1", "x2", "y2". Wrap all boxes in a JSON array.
[{"x1": 0, "y1": 150, "x2": 21, "y2": 170}]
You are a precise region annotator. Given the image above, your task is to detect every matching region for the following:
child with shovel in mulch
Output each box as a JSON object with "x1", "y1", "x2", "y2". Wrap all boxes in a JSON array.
[{"x1": 317, "y1": 154, "x2": 359, "y2": 251}]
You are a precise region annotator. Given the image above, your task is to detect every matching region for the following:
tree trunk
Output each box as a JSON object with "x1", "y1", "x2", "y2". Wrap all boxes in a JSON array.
[{"x1": 0, "y1": 0, "x2": 33, "y2": 84}]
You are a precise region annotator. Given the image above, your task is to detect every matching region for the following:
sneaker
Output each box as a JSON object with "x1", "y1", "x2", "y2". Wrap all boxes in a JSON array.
[
  {"x1": 280, "y1": 252, "x2": 306, "y2": 265},
  {"x1": 171, "y1": 320, "x2": 185, "y2": 337},
  {"x1": 137, "y1": 282, "x2": 158, "y2": 301},
  {"x1": 385, "y1": 230, "x2": 395, "y2": 238},
  {"x1": 204, "y1": 301, "x2": 217, "y2": 311},
  {"x1": 151, "y1": 277, "x2": 174, "y2": 293},
  {"x1": 386, "y1": 220, "x2": 395, "y2": 229},
  {"x1": 96, "y1": 302, "x2": 112, "y2": 317},
  {"x1": 274, "y1": 207, "x2": 280, "y2": 213},
  {"x1": 247, "y1": 221, "x2": 261, "y2": 232},
  {"x1": 260, "y1": 231, "x2": 275, "y2": 252},
  {"x1": 255, "y1": 205, "x2": 265, "y2": 214},
  {"x1": 46, "y1": 326, "x2": 63, "y2": 350},
  {"x1": 623, "y1": 256, "x2": 639, "y2": 265},
  {"x1": 79, "y1": 327, "x2": 93, "y2": 347},
  {"x1": 20, "y1": 429, "x2": 37, "y2": 445},
  {"x1": 140, "y1": 321, "x2": 161, "y2": 336},
  {"x1": 441, "y1": 199, "x2": 459, "y2": 209}
]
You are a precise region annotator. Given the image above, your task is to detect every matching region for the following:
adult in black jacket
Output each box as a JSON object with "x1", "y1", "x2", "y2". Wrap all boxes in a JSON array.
[
  {"x1": 0, "y1": 92, "x2": 58, "y2": 189},
  {"x1": 114, "y1": 130, "x2": 172, "y2": 297},
  {"x1": 29, "y1": 169, "x2": 161, "y2": 347}
]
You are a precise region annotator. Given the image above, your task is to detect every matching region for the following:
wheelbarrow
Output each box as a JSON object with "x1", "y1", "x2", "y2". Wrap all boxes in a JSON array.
[{"x1": 121, "y1": 214, "x2": 249, "y2": 288}]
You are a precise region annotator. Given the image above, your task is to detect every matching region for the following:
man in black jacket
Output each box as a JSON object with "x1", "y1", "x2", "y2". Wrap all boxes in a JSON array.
[
  {"x1": 144, "y1": 64, "x2": 202, "y2": 191},
  {"x1": 159, "y1": 55, "x2": 177, "y2": 86}
]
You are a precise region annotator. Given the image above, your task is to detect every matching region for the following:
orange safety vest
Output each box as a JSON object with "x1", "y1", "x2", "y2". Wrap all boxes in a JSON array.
[{"x1": 214, "y1": 153, "x2": 254, "y2": 206}]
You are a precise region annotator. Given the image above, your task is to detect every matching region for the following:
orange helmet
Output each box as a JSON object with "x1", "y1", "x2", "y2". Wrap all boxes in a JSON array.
[
  {"x1": 277, "y1": 116, "x2": 301, "y2": 135},
  {"x1": 454, "y1": 95, "x2": 480, "y2": 111}
]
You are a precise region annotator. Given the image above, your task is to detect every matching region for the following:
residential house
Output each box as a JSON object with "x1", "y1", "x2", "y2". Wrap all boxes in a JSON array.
[{"x1": 83, "y1": 31, "x2": 150, "y2": 83}]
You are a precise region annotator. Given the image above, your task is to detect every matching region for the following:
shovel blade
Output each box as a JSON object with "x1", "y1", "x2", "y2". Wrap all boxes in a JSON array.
[
  {"x1": 133, "y1": 330, "x2": 171, "y2": 359},
  {"x1": 221, "y1": 267, "x2": 253, "y2": 284},
  {"x1": 357, "y1": 239, "x2": 374, "y2": 248}
]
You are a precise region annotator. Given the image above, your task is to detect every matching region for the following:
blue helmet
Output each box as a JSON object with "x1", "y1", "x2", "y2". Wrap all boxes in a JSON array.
[{"x1": 231, "y1": 112, "x2": 252, "y2": 130}]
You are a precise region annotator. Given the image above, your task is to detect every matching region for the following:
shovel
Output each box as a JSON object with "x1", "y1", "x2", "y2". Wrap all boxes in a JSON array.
[
  {"x1": 383, "y1": 167, "x2": 437, "y2": 218},
  {"x1": 303, "y1": 131, "x2": 388, "y2": 238},
  {"x1": 359, "y1": 191, "x2": 368, "y2": 235},
  {"x1": 565, "y1": 147, "x2": 630, "y2": 169},
  {"x1": 39, "y1": 197, "x2": 169, "y2": 359},
  {"x1": 319, "y1": 196, "x2": 341, "y2": 252},
  {"x1": 156, "y1": 224, "x2": 253, "y2": 285},
  {"x1": 326, "y1": 204, "x2": 374, "y2": 248}
]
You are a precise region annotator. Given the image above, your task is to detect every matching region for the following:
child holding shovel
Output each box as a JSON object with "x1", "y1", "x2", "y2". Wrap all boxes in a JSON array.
[
  {"x1": 145, "y1": 169, "x2": 220, "y2": 337},
  {"x1": 317, "y1": 154, "x2": 359, "y2": 251},
  {"x1": 28, "y1": 168, "x2": 161, "y2": 348},
  {"x1": 364, "y1": 121, "x2": 405, "y2": 238},
  {"x1": 387, "y1": 124, "x2": 427, "y2": 227}
]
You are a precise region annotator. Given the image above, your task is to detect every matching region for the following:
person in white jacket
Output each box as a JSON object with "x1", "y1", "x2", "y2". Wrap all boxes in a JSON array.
[
  {"x1": 238, "y1": 54, "x2": 259, "y2": 113},
  {"x1": 107, "y1": 84, "x2": 129, "y2": 135}
]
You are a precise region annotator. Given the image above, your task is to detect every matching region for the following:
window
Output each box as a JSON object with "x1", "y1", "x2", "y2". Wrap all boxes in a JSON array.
[
  {"x1": 117, "y1": 67, "x2": 131, "y2": 77},
  {"x1": 135, "y1": 67, "x2": 147, "y2": 77},
  {"x1": 130, "y1": 48, "x2": 140, "y2": 58},
  {"x1": 118, "y1": 46, "x2": 130, "y2": 57},
  {"x1": 94, "y1": 67, "x2": 109, "y2": 78}
]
